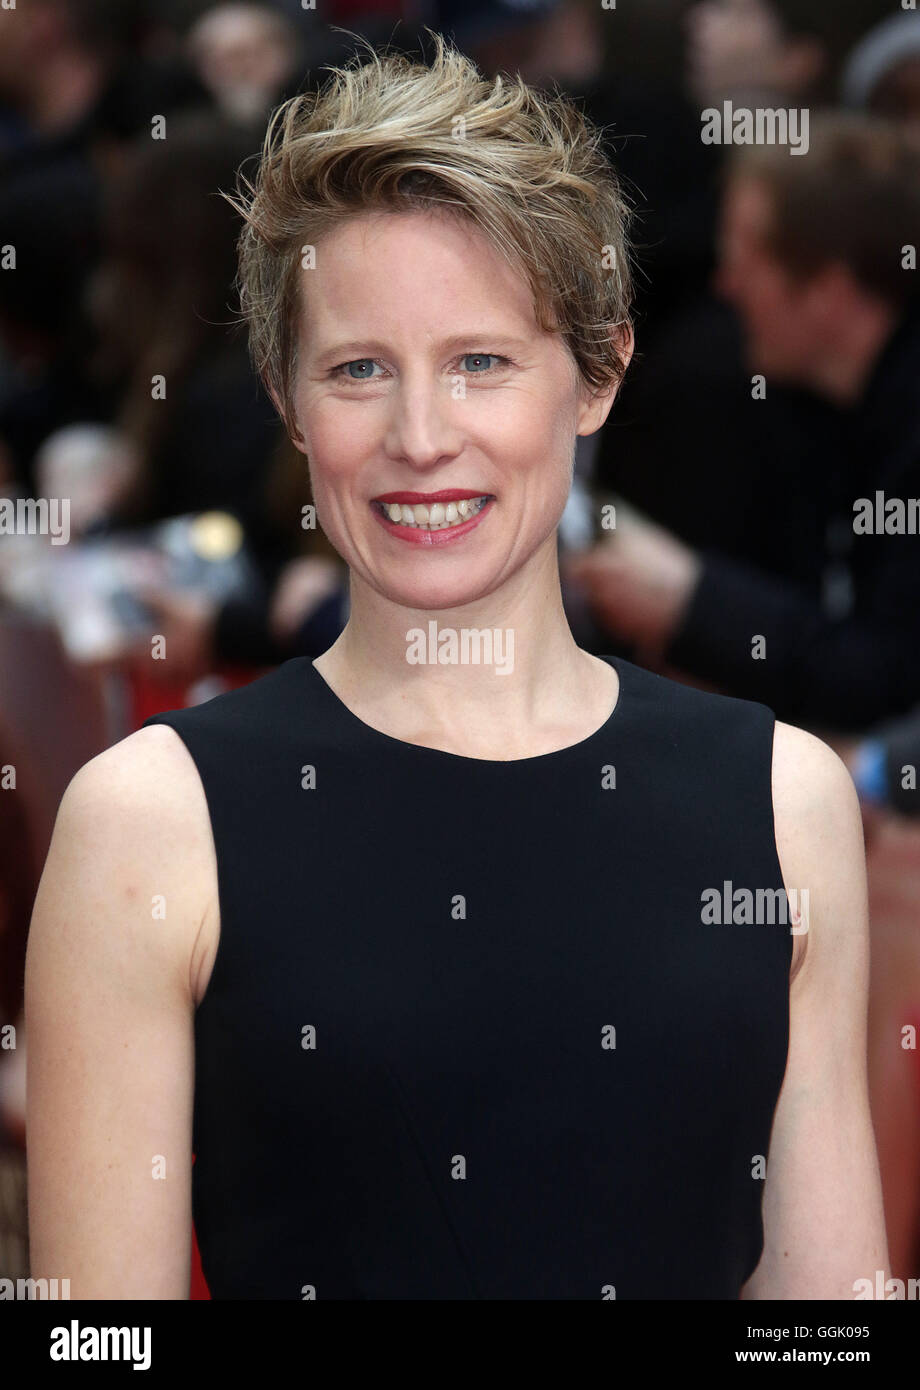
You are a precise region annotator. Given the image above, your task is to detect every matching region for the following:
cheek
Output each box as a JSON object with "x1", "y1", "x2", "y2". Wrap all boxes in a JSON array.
[
  {"x1": 298, "y1": 398, "x2": 373, "y2": 493},
  {"x1": 514, "y1": 369, "x2": 579, "y2": 445},
  {"x1": 496, "y1": 392, "x2": 576, "y2": 504},
  {"x1": 521, "y1": 396, "x2": 580, "y2": 519}
]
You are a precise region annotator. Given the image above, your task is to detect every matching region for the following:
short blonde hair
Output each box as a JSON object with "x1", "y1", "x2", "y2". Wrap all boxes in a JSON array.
[{"x1": 224, "y1": 31, "x2": 635, "y2": 441}]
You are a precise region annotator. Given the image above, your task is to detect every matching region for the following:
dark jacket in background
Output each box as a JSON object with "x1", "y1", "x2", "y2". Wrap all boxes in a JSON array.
[{"x1": 665, "y1": 299, "x2": 920, "y2": 734}]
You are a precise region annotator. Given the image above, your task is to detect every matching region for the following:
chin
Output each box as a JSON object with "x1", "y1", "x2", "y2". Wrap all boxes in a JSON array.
[
  {"x1": 381, "y1": 582, "x2": 494, "y2": 613},
  {"x1": 367, "y1": 561, "x2": 500, "y2": 613}
]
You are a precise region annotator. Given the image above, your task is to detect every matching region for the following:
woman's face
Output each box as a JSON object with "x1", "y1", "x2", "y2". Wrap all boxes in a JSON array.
[{"x1": 287, "y1": 209, "x2": 621, "y2": 612}]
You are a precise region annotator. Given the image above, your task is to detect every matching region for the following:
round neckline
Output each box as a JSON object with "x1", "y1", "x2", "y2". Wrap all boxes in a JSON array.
[{"x1": 303, "y1": 653, "x2": 627, "y2": 766}]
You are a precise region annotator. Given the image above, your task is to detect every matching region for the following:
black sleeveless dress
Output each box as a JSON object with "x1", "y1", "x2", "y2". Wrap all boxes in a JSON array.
[{"x1": 142, "y1": 653, "x2": 792, "y2": 1300}]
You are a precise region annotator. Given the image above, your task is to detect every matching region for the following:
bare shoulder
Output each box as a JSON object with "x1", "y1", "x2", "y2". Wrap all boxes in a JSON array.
[
  {"x1": 771, "y1": 720, "x2": 862, "y2": 851},
  {"x1": 63, "y1": 721, "x2": 205, "y2": 815},
  {"x1": 770, "y1": 720, "x2": 867, "y2": 978},
  {"x1": 41, "y1": 723, "x2": 218, "y2": 1004}
]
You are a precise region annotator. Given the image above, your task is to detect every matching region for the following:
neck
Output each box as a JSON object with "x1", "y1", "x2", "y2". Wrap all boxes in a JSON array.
[
  {"x1": 316, "y1": 535, "x2": 598, "y2": 755},
  {"x1": 809, "y1": 299, "x2": 899, "y2": 407}
]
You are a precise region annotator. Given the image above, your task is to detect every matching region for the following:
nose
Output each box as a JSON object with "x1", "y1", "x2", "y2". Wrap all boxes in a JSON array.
[{"x1": 383, "y1": 369, "x2": 464, "y2": 473}]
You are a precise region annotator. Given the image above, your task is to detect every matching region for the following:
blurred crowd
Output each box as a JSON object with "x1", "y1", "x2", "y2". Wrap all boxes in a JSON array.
[{"x1": 1, "y1": 0, "x2": 920, "y2": 1291}]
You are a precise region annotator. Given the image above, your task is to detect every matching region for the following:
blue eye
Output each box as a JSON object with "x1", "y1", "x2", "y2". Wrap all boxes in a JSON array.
[
  {"x1": 337, "y1": 359, "x2": 380, "y2": 380},
  {"x1": 330, "y1": 353, "x2": 509, "y2": 384}
]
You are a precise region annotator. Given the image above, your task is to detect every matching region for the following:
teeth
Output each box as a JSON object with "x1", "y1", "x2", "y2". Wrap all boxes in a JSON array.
[{"x1": 381, "y1": 496, "x2": 490, "y2": 529}]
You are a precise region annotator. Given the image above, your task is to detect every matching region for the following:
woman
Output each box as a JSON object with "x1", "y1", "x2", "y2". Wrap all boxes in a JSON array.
[{"x1": 25, "y1": 36, "x2": 888, "y2": 1299}]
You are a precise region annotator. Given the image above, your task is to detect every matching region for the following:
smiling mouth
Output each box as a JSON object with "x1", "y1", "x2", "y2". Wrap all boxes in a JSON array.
[{"x1": 370, "y1": 495, "x2": 493, "y2": 531}]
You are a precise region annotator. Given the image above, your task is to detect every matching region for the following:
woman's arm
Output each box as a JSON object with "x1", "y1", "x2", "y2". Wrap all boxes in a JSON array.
[
  {"x1": 25, "y1": 725, "x2": 216, "y2": 1299},
  {"x1": 741, "y1": 721, "x2": 890, "y2": 1299}
]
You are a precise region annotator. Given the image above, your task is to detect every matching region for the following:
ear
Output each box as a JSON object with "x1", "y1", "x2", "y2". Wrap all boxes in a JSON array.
[{"x1": 576, "y1": 322, "x2": 635, "y2": 437}]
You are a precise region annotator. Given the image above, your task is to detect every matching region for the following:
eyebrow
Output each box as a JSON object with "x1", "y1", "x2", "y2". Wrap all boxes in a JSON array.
[{"x1": 311, "y1": 333, "x2": 530, "y2": 366}]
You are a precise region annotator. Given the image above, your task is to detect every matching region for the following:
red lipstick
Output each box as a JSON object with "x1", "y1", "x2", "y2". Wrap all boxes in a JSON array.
[{"x1": 373, "y1": 489, "x2": 492, "y2": 504}]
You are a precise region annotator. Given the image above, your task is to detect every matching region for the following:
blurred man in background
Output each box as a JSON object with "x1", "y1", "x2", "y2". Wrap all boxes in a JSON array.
[{"x1": 571, "y1": 112, "x2": 920, "y2": 736}]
